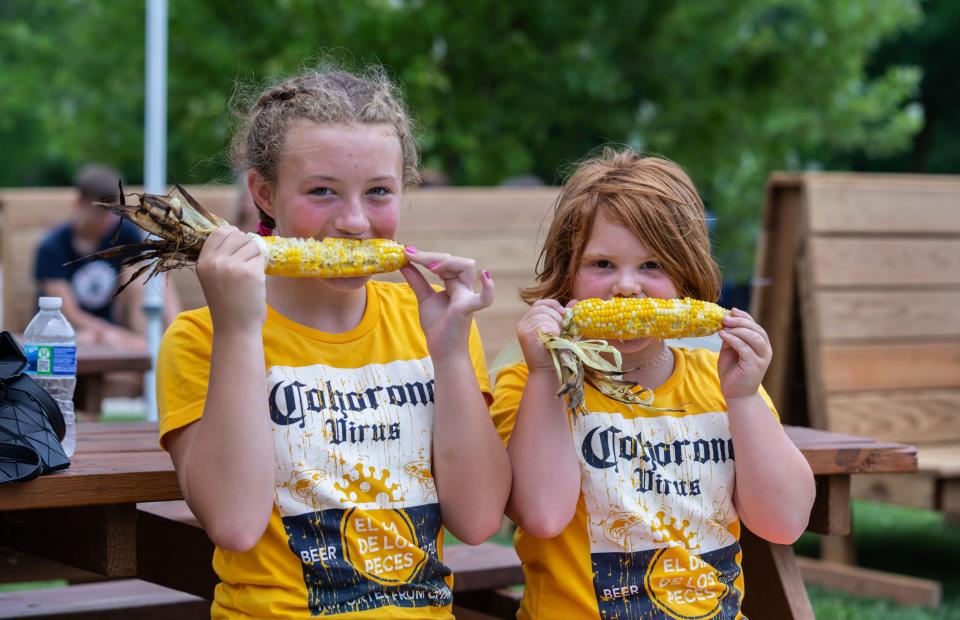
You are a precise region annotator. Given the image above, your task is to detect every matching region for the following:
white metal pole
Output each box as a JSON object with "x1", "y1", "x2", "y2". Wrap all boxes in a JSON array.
[{"x1": 143, "y1": 0, "x2": 168, "y2": 421}]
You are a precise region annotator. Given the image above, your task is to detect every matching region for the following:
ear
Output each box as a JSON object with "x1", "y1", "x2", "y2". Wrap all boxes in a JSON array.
[{"x1": 247, "y1": 169, "x2": 275, "y2": 220}]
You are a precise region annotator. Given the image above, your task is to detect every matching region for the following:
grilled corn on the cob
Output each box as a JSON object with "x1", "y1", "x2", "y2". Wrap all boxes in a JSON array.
[
  {"x1": 84, "y1": 185, "x2": 407, "y2": 291},
  {"x1": 252, "y1": 236, "x2": 408, "y2": 278},
  {"x1": 543, "y1": 297, "x2": 730, "y2": 414},
  {"x1": 565, "y1": 297, "x2": 729, "y2": 340}
]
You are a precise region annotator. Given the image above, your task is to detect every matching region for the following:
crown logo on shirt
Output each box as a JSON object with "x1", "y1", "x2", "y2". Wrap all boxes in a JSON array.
[
  {"x1": 334, "y1": 463, "x2": 405, "y2": 505},
  {"x1": 651, "y1": 510, "x2": 699, "y2": 550}
]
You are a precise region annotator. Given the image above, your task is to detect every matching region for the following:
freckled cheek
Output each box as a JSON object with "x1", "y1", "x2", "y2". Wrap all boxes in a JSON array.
[
  {"x1": 281, "y1": 208, "x2": 331, "y2": 237},
  {"x1": 571, "y1": 271, "x2": 611, "y2": 300},
  {"x1": 370, "y1": 206, "x2": 401, "y2": 240},
  {"x1": 643, "y1": 274, "x2": 680, "y2": 299}
]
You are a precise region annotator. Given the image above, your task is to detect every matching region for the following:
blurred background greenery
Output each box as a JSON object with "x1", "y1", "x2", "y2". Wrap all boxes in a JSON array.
[
  {"x1": 2, "y1": 1, "x2": 959, "y2": 616},
  {"x1": 0, "y1": 0, "x2": 955, "y2": 281}
]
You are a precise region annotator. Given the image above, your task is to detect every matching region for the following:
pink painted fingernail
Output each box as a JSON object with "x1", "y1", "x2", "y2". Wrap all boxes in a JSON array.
[
  {"x1": 428, "y1": 262, "x2": 440, "y2": 270},
  {"x1": 483, "y1": 270, "x2": 491, "y2": 280},
  {"x1": 405, "y1": 246, "x2": 418, "y2": 253}
]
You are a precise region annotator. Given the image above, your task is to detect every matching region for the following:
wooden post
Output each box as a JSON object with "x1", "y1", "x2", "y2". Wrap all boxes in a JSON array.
[{"x1": 741, "y1": 527, "x2": 814, "y2": 619}]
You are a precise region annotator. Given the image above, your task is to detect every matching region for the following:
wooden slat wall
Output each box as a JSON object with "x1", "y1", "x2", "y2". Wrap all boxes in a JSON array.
[
  {"x1": 1, "y1": 186, "x2": 557, "y2": 363},
  {"x1": 809, "y1": 238, "x2": 960, "y2": 287},
  {"x1": 814, "y1": 291, "x2": 960, "y2": 341},
  {"x1": 1, "y1": 191, "x2": 73, "y2": 334},
  {"x1": 790, "y1": 174, "x2": 960, "y2": 444},
  {"x1": 390, "y1": 187, "x2": 558, "y2": 361},
  {"x1": 804, "y1": 175, "x2": 960, "y2": 234},
  {"x1": 820, "y1": 343, "x2": 960, "y2": 394},
  {"x1": 825, "y1": 390, "x2": 960, "y2": 446},
  {"x1": 0, "y1": 186, "x2": 239, "y2": 334},
  {"x1": 751, "y1": 177, "x2": 807, "y2": 425}
]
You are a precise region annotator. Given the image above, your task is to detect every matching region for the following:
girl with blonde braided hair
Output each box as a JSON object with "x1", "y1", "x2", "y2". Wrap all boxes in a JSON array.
[{"x1": 157, "y1": 65, "x2": 510, "y2": 618}]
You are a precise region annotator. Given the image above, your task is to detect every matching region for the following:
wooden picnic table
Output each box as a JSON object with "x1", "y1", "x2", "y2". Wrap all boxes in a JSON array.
[
  {"x1": 76, "y1": 344, "x2": 153, "y2": 376},
  {"x1": 0, "y1": 422, "x2": 917, "y2": 619},
  {"x1": 75, "y1": 344, "x2": 153, "y2": 414}
]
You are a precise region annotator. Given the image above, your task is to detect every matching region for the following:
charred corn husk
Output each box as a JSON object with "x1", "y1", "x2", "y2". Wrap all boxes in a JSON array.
[
  {"x1": 543, "y1": 297, "x2": 729, "y2": 414},
  {"x1": 252, "y1": 236, "x2": 407, "y2": 278},
  {"x1": 85, "y1": 184, "x2": 407, "y2": 293},
  {"x1": 566, "y1": 297, "x2": 729, "y2": 340}
]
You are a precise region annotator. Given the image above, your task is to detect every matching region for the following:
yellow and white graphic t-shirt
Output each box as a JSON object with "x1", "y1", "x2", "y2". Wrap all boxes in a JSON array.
[
  {"x1": 491, "y1": 347, "x2": 777, "y2": 620},
  {"x1": 158, "y1": 280, "x2": 490, "y2": 619}
]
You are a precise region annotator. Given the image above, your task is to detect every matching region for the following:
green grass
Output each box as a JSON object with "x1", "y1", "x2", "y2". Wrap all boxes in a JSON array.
[
  {"x1": 98, "y1": 413, "x2": 149, "y2": 423},
  {"x1": 798, "y1": 501, "x2": 960, "y2": 619},
  {"x1": 0, "y1": 579, "x2": 66, "y2": 593}
]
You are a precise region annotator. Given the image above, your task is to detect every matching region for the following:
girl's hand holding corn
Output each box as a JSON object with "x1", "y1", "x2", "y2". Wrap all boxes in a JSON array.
[
  {"x1": 517, "y1": 299, "x2": 569, "y2": 373},
  {"x1": 196, "y1": 225, "x2": 267, "y2": 334},
  {"x1": 401, "y1": 247, "x2": 494, "y2": 360},
  {"x1": 717, "y1": 308, "x2": 772, "y2": 401}
]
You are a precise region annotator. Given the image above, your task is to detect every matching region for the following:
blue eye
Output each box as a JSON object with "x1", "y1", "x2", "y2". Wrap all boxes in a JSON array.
[
  {"x1": 310, "y1": 187, "x2": 334, "y2": 197},
  {"x1": 367, "y1": 187, "x2": 390, "y2": 197}
]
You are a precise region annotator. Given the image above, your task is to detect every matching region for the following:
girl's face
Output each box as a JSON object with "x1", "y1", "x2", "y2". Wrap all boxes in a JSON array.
[
  {"x1": 571, "y1": 211, "x2": 679, "y2": 352},
  {"x1": 252, "y1": 121, "x2": 404, "y2": 290},
  {"x1": 254, "y1": 120, "x2": 403, "y2": 242}
]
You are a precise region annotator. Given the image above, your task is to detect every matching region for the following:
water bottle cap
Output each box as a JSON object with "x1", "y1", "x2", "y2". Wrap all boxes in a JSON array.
[{"x1": 38, "y1": 296, "x2": 63, "y2": 310}]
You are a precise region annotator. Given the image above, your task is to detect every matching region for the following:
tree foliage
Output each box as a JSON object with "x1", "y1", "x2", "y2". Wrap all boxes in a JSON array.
[
  {"x1": 0, "y1": 0, "x2": 924, "y2": 278},
  {"x1": 844, "y1": 0, "x2": 960, "y2": 174}
]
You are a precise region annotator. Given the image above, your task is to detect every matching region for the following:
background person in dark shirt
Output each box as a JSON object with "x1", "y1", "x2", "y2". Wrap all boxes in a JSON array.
[{"x1": 34, "y1": 163, "x2": 181, "y2": 350}]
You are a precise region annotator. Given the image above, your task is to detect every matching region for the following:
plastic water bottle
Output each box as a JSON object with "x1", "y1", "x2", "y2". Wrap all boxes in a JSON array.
[{"x1": 23, "y1": 296, "x2": 77, "y2": 457}]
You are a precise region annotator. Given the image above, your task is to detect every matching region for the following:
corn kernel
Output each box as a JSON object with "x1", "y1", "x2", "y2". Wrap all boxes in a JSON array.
[
  {"x1": 252, "y1": 236, "x2": 408, "y2": 278},
  {"x1": 565, "y1": 297, "x2": 729, "y2": 340}
]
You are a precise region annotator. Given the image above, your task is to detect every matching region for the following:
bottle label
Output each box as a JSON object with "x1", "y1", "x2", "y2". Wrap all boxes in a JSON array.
[{"x1": 24, "y1": 345, "x2": 77, "y2": 376}]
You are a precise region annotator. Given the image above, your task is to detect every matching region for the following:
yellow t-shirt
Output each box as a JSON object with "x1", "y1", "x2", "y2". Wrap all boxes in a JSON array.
[
  {"x1": 491, "y1": 346, "x2": 777, "y2": 620},
  {"x1": 158, "y1": 280, "x2": 490, "y2": 619}
]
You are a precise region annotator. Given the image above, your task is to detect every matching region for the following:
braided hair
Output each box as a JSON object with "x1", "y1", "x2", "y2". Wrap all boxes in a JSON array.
[{"x1": 230, "y1": 66, "x2": 420, "y2": 232}]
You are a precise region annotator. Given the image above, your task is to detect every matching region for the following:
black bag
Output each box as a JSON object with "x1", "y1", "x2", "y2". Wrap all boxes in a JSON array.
[{"x1": 0, "y1": 331, "x2": 71, "y2": 483}]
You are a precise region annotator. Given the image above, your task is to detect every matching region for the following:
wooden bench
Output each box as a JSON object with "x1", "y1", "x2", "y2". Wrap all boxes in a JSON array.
[
  {"x1": 0, "y1": 498, "x2": 524, "y2": 619},
  {"x1": 0, "y1": 579, "x2": 209, "y2": 619},
  {"x1": 753, "y1": 171, "x2": 960, "y2": 600}
]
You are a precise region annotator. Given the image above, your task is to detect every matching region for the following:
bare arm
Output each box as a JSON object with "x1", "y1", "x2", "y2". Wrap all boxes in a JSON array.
[
  {"x1": 163, "y1": 278, "x2": 183, "y2": 324},
  {"x1": 164, "y1": 227, "x2": 274, "y2": 551},
  {"x1": 402, "y1": 251, "x2": 511, "y2": 545},
  {"x1": 504, "y1": 299, "x2": 581, "y2": 538},
  {"x1": 41, "y1": 279, "x2": 114, "y2": 333},
  {"x1": 116, "y1": 267, "x2": 147, "y2": 335},
  {"x1": 506, "y1": 369, "x2": 581, "y2": 538},
  {"x1": 42, "y1": 279, "x2": 145, "y2": 349},
  {"x1": 728, "y1": 393, "x2": 814, "y2": 544},
  {"x1": 432, "y1": 351, "x2": 511, "y2": 544},
  {"x1": 719, "y1": 309, "x2": 815, "y2": 544}
]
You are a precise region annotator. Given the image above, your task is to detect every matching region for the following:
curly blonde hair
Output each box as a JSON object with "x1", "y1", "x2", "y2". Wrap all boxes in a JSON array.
[{"x1": 230, "y1": 65, "x2": 419, "y2": 229}]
